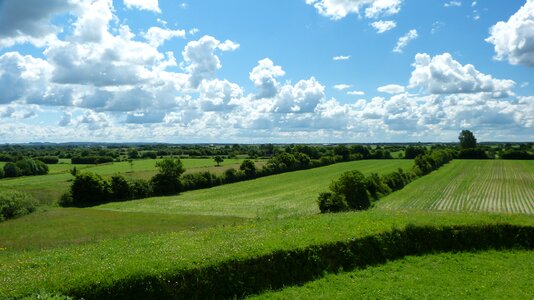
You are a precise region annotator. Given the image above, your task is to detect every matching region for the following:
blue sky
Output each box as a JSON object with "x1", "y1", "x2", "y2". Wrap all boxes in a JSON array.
[{"x1": 0, "y1": 0, "x2": 532, "y2": 143}]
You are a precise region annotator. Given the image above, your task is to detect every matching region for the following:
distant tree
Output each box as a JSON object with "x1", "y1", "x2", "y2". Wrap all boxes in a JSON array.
[
  {"x1": 459, "y1": 130, "x2": 477, "y2": 149},
  {"x1": 214, "y1": 156, "x2": 224, "y2": 166},
  {"x1": 127, "y1": 149, "x2": 139, "y2": 159},
  {"x1": 334, "y1": 145, "x2": 350, "y2": 161},
  {"x1": 151, "y1": 157, "x2": 185, "y2": 196}
]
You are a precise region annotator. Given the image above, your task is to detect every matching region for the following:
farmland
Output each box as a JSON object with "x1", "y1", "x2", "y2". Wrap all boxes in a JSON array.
[
  {"x1": 1, "y1": 154, "x2": 533, "y2": 299},
  {"x1": 96, "y1": 160, "x2": 413, "y2": 219},
  {"x1": 0, "y1": 158, "x2": 258, "y2": 205},
  {"x1": 377, "y1": 160, "x2": 534, "y2": 214}
]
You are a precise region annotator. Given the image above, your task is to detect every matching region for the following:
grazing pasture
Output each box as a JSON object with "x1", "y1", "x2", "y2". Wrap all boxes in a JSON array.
[
  {"x1": 96, "y1": 160, "x2": 413, "y2": 219},
  {"x1": 377, "y1": 160, "x2": 534, "y2": 214}
]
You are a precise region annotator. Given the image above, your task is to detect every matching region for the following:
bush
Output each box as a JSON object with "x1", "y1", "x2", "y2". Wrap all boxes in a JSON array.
[
  {"x1": 151, "y1": 173, "x2": 182, "y2": 196},
  {"x1": 15, "y1": 159, "x2": 48, "y2": 176},
  {"x1": 110, "y1": 175, "x2": 132, "y2": 200},
  {"x1": 35, "y1": 156, "x2": 59, "y2": 164},
  {"x1": 366, "y1": 173, "x2": 391, "y2": 200},
  {"x1": 69, "y1": 173, "x2": 111, "y2": 205},
  {"x1": 329, "y1": 170, "x2": 370, "y2": 210},
  {"x1": 457, "y1": 148, "x2": 489, "y2": 159},
  {"x1": 317, "y1": 192, "x2": 349, "y2": 213},
  {"x1": 0, "y1": 191, "x2": 38, "y2": 221},
  {"x1": 500, "y1": 150, "x2": 534, "y2": 160},
  {"x1": 240, "y1": 159, "x2": 257, "y2": 178},
  {"x1": 3, "y1": 162, "x2": 21, "y2": 177}
]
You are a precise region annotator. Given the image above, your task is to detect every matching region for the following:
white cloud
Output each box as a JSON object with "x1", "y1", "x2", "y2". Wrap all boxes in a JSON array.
[
  {"x1": 249, "y1": 58, "x2": 286, "y2": 99},
  {"x1": 333, "y1": 55, "x2": 350, "y2": 61},
  {"x1": 408, "y1": 53, "x2": 516, "y2": 96},
  {"x1": 182, "y1": 36, "x2": 236, "y2": 88},
  {"x1": 365, "y1": 0, "x2": 403, "y2": 18},
  {"x1": 444, "y1": 1, "x2": 462, "y2": 8},
  {"x1": 370, "y1": 20, "x2": 397, "y2": 33},
  {"x1": 305, "y1": 0, "x2": 402, "y2": 20},
  {"x1": 393, "y1": 29, "x2": 418, "y2": 53},
  {"x1": 123, "y1": 0, "x2": 161, "y2": 13},
  {"x1": 334, "y1": 84, "x2": 351, "y2": 90},
  {"x1": 472, "y1": 1, "x2": 477, "y2": 7},
  {"x1": 272, "y1": 77, "x2": 326, "y2": 113},
  {"x1": 217, "y1": 40, "x2": 240, "y2": 52},
  {"x1": 486, "y1": 0, "x2": 534, "y2": 67},
  {"x1": 143, "y1": 27, "x2": 186, "y2": 47},
  {"x1": 348, "y1": 90, "x2": 365, "y2": 96},
  {"x1": 198, "y1": 79, "x2": 243, "y2": 111},
  {"x1": 377, "y1": 84, "x2": 405, "y2": 94}
]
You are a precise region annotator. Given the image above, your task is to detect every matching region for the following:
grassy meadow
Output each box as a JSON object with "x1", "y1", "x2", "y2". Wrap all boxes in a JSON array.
[
  {"x1": 249, "y1": 250, "x2": 534, "y2": 299},
  {"x1": 96, "y1": 160, "x2": 413, "y2": 219},
  {"x1": 377, "y1": 160, "x2": 534, "y2": 214},
  {"x1": 1, "y1": 157, "x2": 533, "y2": 299},
  {"x1": 0, "y1": 158, "x2": 260, "y2": 205}
]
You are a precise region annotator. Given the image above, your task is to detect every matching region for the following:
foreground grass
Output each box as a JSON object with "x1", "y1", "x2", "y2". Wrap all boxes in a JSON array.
[
  {"x1": 250, "y1": 250, "x2": 534, "y2": 299},
  {"x1": 96, "y1": 160, "x2": 413, "y2": 219},
  {"x1": 0, "y1": 158, "x2": 255, "y2": 205},
  {"x1": 377, "y1": 160, "x2": 534, "y2": 214},
  {"x1": 0, "y1": 208, "x2": 243, "y2": 251},
  {"x1": 1, "y1": 210, "x2": 533, "y2": 299}
]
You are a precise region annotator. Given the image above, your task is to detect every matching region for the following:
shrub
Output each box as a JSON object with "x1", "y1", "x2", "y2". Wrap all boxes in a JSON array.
[
  {"x1": 35, "y1": 156, "x2": 59, "y2": 164},
  {"x1": 15, "y1": 159, "x2": 48, "y2": 176},
  {"x1": 329, "y1": 170, "x2": 370, "y2": 210},
  {"x1": 457, "y1": 148, "x2": 489, "y2": 159},
  {"x1": 240, "y1": 159, "x2": 257, "y2": 178},
  {"x1": 151, "y1": 173, "x2": 182, "y2": 196},
  {"x1": 110, "y1": 175, "x2": 132, "y2": 200},
  {"x1": 69, "y1": 173, "x2": 111, "y2": 205},
  {"x1": 500, "y1": 150, "x2": 534, "y2": 160},
  {"x1": 130, "y1": 179, "x2": 151, "y2": 199},
  {"x1": 365, "y1": 173, "x2": 391, "y2": 200},
  {"x1": 3, "y1": 162, "x2": 21, "y2": 177},
  {"x1": 0, "y1": 191, "x2": 38, "y2": 221},
  {"x1": 317, "y1": 192, "x2": 349, "y2": 213}
]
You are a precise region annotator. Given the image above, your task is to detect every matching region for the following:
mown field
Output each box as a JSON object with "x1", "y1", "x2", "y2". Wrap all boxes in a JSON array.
[
  {"x1": 377, "y1": 160, "x2": 534, "y2": 214},
  {"x1": 0, "y1": 158, "x2": 259, "y2": 205},
  {"x1": 249, "y1": 250, "x2": 534, "y2": 299},
  {"x1": 96, "y1": 160, "x2": 414, "y2": 219}
]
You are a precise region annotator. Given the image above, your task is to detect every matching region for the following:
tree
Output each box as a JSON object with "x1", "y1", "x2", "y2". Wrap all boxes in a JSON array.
[
  {"x1": 459, "y1": 130, "x2": 477, "y2": 149},
  {"x1": 214, "y1": 156, "x2": 224, "y2": 166},
  {"x1": 70, "y1": 172, "x2": 111, "y2": 205},
  {"x1": 240, "y1": 159, "x2": 257, "y2": 178},
  {"x1": 151, "y1": 157, "x2": 185, "y2": 196},
  {"x1": 329, "y1": 170, "x2": 370, "y2": 210}
]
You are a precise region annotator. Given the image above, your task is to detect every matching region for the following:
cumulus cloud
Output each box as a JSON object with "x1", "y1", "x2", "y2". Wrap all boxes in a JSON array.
[
  {"x1": 370, "y1": 20, "x2": 397, "y2": 33},
  {"x1": 198, "y1": 79, "x2": 243, "y2": 111},
  {"x1": 249, "y1": 58, "x2": 286, "y2": 99},
  {"x1": 305, "y1": 0, "x2": 402, "y2": 20},
  {"x1": 444, "y1": 1, "x2": 462, "y2": 8},
  {"x1": 334, "y1": 84, "x2": 351, "y2": 90},
  {"x1": 408, "y1": 53, "x2": 516, "y2": 96},
  {"x1": 393, "y1": 29, "x2": 418, "y2": 53},
  {"x1": 272, "y1": 77, "x2": 326, "y2": 113},
  {"x1": 182, "y1": 36, "x2": 239, "y2": 88},
  {"x1": 0, "y1": 52, "x2": 51, "y2": 104},
  {"x1": 486, "y1": 0, "x2": 534, "y2": 67},
  {"x1": 377, "y1": 84, "x2": 405, "y2": 94},
  {"x1": 143, "y1": 27, "x2": 186, "y2": 47},
  {"x1": 0, "y1": 0, "x2": 77, "y2": 48},
  {"x1": 333, "y1": 55, "x2": 350, "y2": 61},
  {"x1": 123, "y1": 0, "x2": 161, "y2": 13}
]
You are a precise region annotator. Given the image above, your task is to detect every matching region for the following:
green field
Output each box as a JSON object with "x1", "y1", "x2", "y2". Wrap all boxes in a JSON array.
[
  {"x1": 1, "y1": 210, "x2": 533, "y2": 299},
  {"x1": 1, "y1": 159, "x2": 533, "y2": 299},
  {"x1": 249, "y1": 250, "x2": 534, "y2": 299},
  {"x1": 377, "y1": 160, "x2": 534, "y2": 214},
  {"x1": 96, "y1": 160, "x2": 413, "y2": 219},
  {"x1": 0, "y1": 158, "x2": 260, "y2": 205}
]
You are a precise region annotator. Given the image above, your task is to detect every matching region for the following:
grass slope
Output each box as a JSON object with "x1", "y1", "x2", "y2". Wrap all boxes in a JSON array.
[
  {"x1": 0, "y1": 208, "x2": 243, "y2": 251},
  {"x1": 249, "y1": 250, "x2": 534, "y2": 299},
  {"x1": 0, "y1": 210, "x2": 533, "y2": 299},
  {"x1": 377, "y1": 160, "x2": 534, "y2": 214},
  {"x1": 96, "y1": 160, "x2": 413, "y2": 219}
]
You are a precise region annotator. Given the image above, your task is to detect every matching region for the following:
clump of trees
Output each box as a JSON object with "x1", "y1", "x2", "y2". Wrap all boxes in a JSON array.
[
  {"x1": 71, "y1": 156, "x2": 114, "y2": 164},
  {"x1": 0, "y1": 159, "x2": 49, "y2": 179},
  {"x1": 0, "y1": 191, "x2": 38, "y2": 222},
  {"x1": 318, "y1": 149, "x2": 453, "y2": 213},
  {"x1": 457, "y1": 130, "x2": 489, "y2": 159}
]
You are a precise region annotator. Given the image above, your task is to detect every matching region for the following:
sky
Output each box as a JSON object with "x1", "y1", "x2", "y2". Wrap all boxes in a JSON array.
[{"x1": 0, "y1": 0, "x2": 533, "y2": 143}]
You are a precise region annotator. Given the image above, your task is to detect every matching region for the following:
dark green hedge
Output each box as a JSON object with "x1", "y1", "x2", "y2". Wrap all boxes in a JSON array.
[{"x1": 61, "y1": 224, "x2": 534, "y2": 300}]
